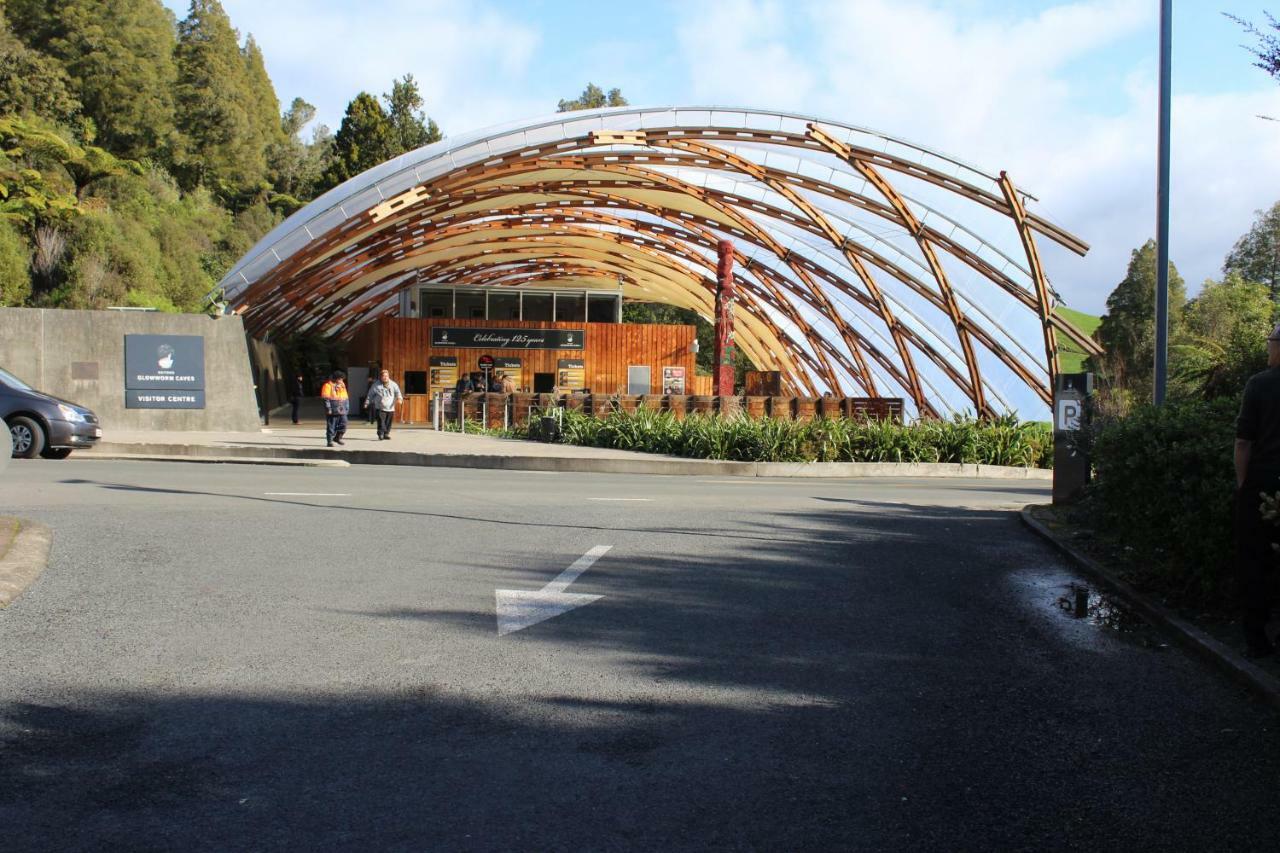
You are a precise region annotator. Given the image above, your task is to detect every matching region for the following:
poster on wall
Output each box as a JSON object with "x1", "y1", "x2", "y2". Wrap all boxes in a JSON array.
[
  {"x1": 557, "y1": 358, "x2": 585, "y2": 391},
  {"x1": 123, "y1": 334, "x2": 205, "y2": 408},
  {"x1": 662, "y1": 366, "x2": 687, "y2": 395},
  {"x1": 494, "y1": 357, "x2": 523, "y2": 390},
  {"x1": 428, "y1": 355, "x2": 458, "y2": 397}
]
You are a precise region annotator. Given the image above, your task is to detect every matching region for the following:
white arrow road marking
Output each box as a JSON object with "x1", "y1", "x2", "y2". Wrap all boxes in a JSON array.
[{"x1": 495, "y1": 545, "x2": 612, "y2": 636}]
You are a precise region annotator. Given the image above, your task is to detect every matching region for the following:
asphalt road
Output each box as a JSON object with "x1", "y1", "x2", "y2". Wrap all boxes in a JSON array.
[{"x1": 2, "y1": 459, "x2": 1279, "y2": 852}]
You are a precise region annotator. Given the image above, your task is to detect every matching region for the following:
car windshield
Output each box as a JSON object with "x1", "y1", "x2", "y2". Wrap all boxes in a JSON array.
[{"x1": 0, "y1": 367, "x2": 35, "y2": 391}]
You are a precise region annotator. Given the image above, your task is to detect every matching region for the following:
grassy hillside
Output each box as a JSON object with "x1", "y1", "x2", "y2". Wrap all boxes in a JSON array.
[{"x1": 1054, "y1": 306, "x2": 1101, "y2": 374}]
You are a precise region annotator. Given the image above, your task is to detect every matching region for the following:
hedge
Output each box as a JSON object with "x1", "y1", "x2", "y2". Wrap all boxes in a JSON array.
[
  {"x1": 520, "y1": 408, "x2": 1053, "y2": 467},
  {"x1": 1087, "y1": 398, "x2": 1239, "y2": 604}
]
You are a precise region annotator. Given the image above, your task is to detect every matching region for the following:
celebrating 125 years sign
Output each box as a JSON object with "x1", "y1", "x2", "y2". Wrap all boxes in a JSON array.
[
  {"x1": 123, "y1": 334, "x2": 206, "y2": 409},
  {"x1": 431, "y1": 327, "x2": 585, "y2": 350}
]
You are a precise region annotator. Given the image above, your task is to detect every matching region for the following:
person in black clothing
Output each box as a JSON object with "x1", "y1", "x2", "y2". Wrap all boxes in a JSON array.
[
  {"x1": 1234, "y1": 323, "x2": 1280, "y2": 657},
  {"x1": 290, "y1": 374, "x2": 304, "y2": 424}
]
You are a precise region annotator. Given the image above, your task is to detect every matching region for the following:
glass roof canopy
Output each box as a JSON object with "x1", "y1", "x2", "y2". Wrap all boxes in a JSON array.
[{"x1": 216, "y1": 105, "x2": 1100, "y2": 419}]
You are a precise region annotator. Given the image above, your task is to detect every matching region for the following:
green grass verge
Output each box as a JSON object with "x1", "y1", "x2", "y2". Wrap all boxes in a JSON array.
[{"x1": 1055, "y1": 306, "x2": 1101, "y2": 374}]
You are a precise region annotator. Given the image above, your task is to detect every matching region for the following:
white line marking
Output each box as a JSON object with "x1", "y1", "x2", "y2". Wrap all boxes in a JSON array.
[
  {"x1": 263, "y1": 492, "x2": 351, "y2": 496},
  {"x1": 495, "y1": 545, "x2": 612, "y2": 635},
  {"x1": 587, "y1": 498, "x2": 652, "y2": 502}
]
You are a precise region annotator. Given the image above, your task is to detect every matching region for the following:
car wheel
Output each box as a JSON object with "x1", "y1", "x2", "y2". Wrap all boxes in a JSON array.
[
  {"x1": 40, "y1": 447, "x2": 73, "y2": 460},
  {"x1": 9, "y1": 416, "x2": 44, "y2": 459}
]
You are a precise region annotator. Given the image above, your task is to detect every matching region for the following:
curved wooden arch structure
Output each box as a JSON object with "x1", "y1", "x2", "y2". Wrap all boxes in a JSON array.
[{"x1": 217, "y1": 106, "x2": 1100, "y2": 418}]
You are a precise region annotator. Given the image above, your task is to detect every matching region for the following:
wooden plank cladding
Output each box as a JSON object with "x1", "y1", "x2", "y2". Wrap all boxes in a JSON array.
[{"x1": 350, "y1": 317, "x2": 697, "y2": 396}]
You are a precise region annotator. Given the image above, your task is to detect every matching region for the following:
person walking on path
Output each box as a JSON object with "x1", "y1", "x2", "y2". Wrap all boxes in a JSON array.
[
  {"x1": 290, "y1": 374, "x2": 304, "y2": 424},
  {"x1": 321, "y1": 370, "x2": 349, "y2": 447},
  {"x1": 364, "y1": 376, "x2": 377, "y2": 424},
  {"x1": 1234, "y1": 323, "x2": 1280, "y2": 657},
  {"x1": 365, "y1": 369, "x2": 404, "y2": 440}
]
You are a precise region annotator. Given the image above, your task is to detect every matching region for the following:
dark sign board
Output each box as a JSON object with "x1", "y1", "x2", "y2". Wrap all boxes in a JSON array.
[
  {"x1": 428, "y1": 355, "x2": 458, "y2": 368},
  {"x1": 494, "y1": 357, "x2": 522, "y2": 370},
  {"x1": 124, "y1": 335, "x2": 205, "y2": 390},
  {"x1": 125, "y1": 389, "x2": 206, "y2": 409},
  {"x1": 124, "y1": 334, "x2": 206, "y2": 409},
  {"x1": 478, "y1": 354, "x2": 495, "y2": 368},
  {"x1": 557, "y1": 358, "x2": 584, "y2": 370},
  {"x1": 431, "y1": 327, "x2": 585, "y2": 350}
]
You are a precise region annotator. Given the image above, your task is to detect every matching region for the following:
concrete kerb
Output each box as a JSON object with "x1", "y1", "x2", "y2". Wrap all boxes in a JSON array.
[
  {"x1": 1020, "y1": 506, "x2": 1280, "y2": 713},
  {"x1": 0, "y1": 517, "x2": 53, "y2": 608},
  {"x1": 83, "y1": 441, "x2": 1053, "y2": 479},
  {"x1": 76, "y1": 452, "x2": 349, "y2": 468}
]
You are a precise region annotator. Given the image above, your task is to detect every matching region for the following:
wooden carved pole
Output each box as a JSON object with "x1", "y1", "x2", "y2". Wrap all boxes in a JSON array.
[{"x1": 714, "y1": 239, "x2": 736, "y2": 396}]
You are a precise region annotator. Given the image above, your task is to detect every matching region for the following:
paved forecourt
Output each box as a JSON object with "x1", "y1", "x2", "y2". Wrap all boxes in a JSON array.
[{"x1": 1, "y1": 459, "x2": 1278, "y2": 850}]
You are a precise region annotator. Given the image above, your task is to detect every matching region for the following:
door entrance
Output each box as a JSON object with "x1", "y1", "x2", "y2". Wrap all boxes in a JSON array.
[{"x1": 533, "y1": 372, "x2": 555, "y2": 393}]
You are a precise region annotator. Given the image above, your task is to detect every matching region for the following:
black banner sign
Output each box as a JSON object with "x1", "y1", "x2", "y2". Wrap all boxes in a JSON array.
[
  {"x1": 557, "y1": 358, "x2": 584, "y2": 370},
  {"x1": 125, "y1": 389, "x2": 206, "y2": 409},
  {"x1": 494, "y1": 357, "x2": 522, "y2": 370},
  {"x1": 431, "y1": 327, "x2": 585, "y2": 350},
  {"x1": 124, "y1": 334, "x2": 205, "y2": 390},
  {"x1": 428, "y1": 355, "x2": 458, "y2": 367}
]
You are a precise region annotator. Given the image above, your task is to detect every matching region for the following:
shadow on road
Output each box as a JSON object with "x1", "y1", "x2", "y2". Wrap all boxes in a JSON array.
[{"x1": 6, "y1": 495, "x2": 1280, "y2": 850}]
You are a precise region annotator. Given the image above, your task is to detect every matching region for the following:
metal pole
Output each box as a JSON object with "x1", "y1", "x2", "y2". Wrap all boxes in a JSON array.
[{"x1": 1154, "y1": 0, "x2": 1172, "y2": 405}]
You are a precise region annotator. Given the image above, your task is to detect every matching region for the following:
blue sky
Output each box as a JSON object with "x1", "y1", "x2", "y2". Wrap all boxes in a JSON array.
[{"x1": 162, "y1": 0, "x2": 1280, "y2": 314}]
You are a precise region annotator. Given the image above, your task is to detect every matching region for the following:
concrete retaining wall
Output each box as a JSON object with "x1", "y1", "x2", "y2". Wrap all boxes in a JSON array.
[{"x1": 0, "y1": 308, "x2": 260, "y2": 431}]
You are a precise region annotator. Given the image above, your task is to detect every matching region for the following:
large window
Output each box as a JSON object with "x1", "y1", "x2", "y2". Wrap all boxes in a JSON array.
[
  {"x1": 416, "y1": 287, "x2": 619, "y2": 322},
  {"x1": 588, "y1": 294, "x2": 619, "y2": 323},
  {"x1": 421, "y1": 289, "x2": 452, "y2": 319},
  {"x1": 554, "y1": 293, "x2": 585, "y2": 322},
  {"x1": 455, "y1": 290, "x2": 486, "y2": 320},
  {"x1": 489, "y1": 291, "x2": 520, "y2": 320},
  {"x1": 522, "y1": 292, "x2": 552, "y2": 321}
]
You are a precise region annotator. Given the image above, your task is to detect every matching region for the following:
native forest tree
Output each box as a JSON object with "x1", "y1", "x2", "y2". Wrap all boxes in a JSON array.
[
  {"x1": 0, "y1": 0, "x2": 428, "y2": 312},
  {"x1": 1224, "y1": 200, "x2": 1280, "y2": 303},
  {"x1": 319, "y1": 79, "x2": 443, "y2": 193},
  {"x1": 173, "y1": 0, "x2": 272, "y2": 196},
  {"x1": 8, "y1": 0, "x2": 178, "y2": 160},
  {"x1": 1173, "y1": 273, "x2": 1273, "y2": 398},
  {"x1": 557, "y1": 83, "x2": 628, "y2": 112},
  {"x1": 384, "y1": 75, "x2": 441, "y2": 154},
  {"x1": 321, "y1": 92, "x2": 394, "y2": 190},
  {"x1": 1089, "y1": 239, "x2": 1186, "y2": 397},
  {"x1": 1228, "y1": 12, "x2": 1280, "y2": 81},
  {"x1": 0, "y1": 8, "x2": 81, "y2": 127}
]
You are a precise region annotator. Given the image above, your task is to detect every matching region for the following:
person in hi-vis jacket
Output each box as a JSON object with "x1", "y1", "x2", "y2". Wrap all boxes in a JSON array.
[{"x1": 320, "y1": 370, "x2": 349, "y2": 447}]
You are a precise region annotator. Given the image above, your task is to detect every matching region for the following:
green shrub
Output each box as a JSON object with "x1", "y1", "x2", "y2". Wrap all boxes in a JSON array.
[
  {"x1": 0, "y1": 221, "x2": 31, "y2": 306},
  {"x1": 520, "y1": 406, "x2": 1052, "y2": 467},
  {"x1": 1086, "y1": 397, "x2": 1239, "y2": 604}
]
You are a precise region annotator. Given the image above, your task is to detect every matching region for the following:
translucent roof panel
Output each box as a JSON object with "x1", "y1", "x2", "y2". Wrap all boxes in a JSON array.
[{"x1": 217, "y1": 105, "x2": 1099, "y2": 420}]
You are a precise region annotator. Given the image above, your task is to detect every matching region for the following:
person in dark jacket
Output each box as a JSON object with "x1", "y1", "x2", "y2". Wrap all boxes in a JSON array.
[
  {"x1": 1234, "y1": 323, "x2": 1280, "y2": 657},
  {"x1": 290, "y1": 374, "x2": 304, "y2": 424}
]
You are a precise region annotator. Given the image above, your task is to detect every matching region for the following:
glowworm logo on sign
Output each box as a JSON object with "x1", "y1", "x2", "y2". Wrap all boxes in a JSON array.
[{"x1": 124, "y1": 334, "x2": 206, "y2": 409}]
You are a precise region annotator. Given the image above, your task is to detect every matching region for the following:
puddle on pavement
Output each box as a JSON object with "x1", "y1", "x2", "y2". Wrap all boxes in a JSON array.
[
  {"x1": 1056, "y1": 582, "x2": 1147, "y2": 633},
  {"x1": 1009, "y1": 568, "x2": 1167, "y2": 652}
]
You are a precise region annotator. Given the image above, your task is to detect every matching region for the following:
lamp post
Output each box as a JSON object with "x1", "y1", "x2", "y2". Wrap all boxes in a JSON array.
[{"x1": 1154, "y1": 0, "x2": 1172, "y2": 405}]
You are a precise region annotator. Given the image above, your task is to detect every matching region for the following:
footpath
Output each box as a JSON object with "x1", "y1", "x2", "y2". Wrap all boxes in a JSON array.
[{"x1": 78, "y1": 419, "x2": 1052, "y2": 480}]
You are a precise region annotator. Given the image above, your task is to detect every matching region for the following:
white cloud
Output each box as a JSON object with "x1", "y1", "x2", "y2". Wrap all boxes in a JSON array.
[
  {"x1": 676, "y1": 0, "x2": 818, "y2": 110},
  {"x1": 219, "y1": 0, "x2": 546, "y2": 137},
  {"x1": 672, "y1": 0, "x2": 1280, "y2": 313}
]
